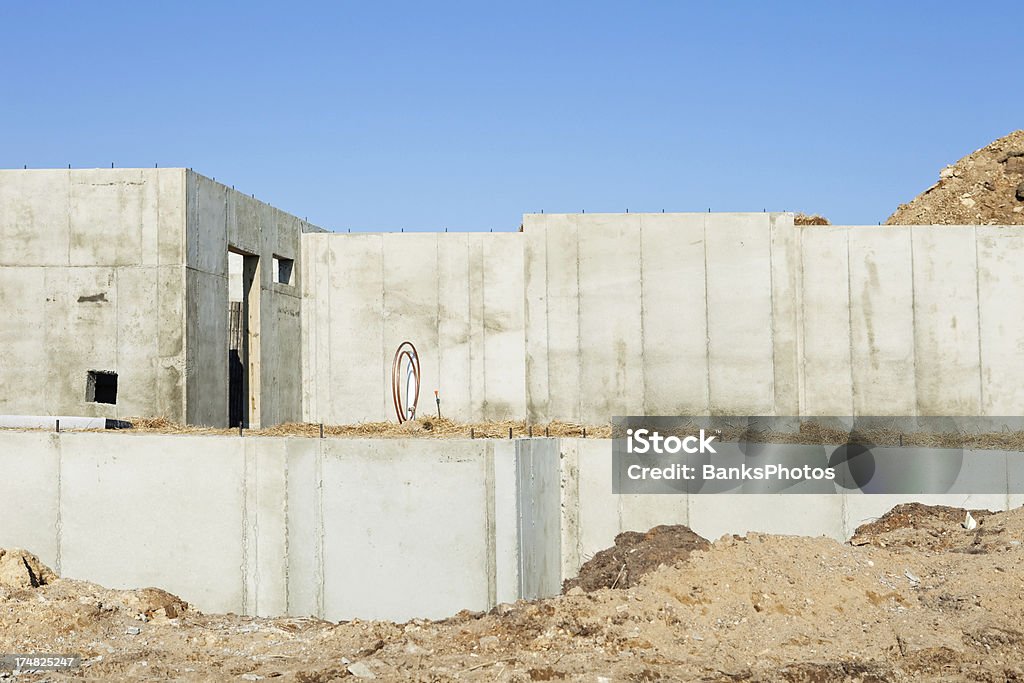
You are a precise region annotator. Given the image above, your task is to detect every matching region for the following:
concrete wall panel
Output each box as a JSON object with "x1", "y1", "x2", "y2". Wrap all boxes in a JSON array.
[
  {"x1": 977, "y1": 226, "x2": 1024, "y2": 415},
  {"x1": 705, "y1": 214, "x2": 775, "y2": 413},
  {"x1": 58, "y1": 433, "x2": 246, "y2": 613},
  {"x1": 319, "y1": 439, "x2": 491, "y2": 621},
  {"x1": 577, "y1": 214, "x2": 644, "y2": 422},
  {"x1": 0, "y1": 433, "x2": 60, "y2": 569},
  {"x1": 799, "y1": 228, "x2": 853, "y2": 416},
  {"x1": 911, "y1": 227, "x2": 982, "y2": 415},
  {"x1": 848, "y1": 228, "x2": 916, "y2": 415},
  {"x1": 640, "y1": 213, "x2": 708, "y2": 414}
]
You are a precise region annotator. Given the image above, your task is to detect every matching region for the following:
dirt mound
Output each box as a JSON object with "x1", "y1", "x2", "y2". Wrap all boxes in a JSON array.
[
  {"x1": 563, "y1": 525, "x2": 710, "y2": 593},
  {"x1": 887, "y1": 130, "x2": 1024, "y2": 225},
  {"x1": 0, "y1": 548, "x2": 56, "y2": 589},
  {"x1": 793, "y1": 212, "x2": 831, "y2": 225}
]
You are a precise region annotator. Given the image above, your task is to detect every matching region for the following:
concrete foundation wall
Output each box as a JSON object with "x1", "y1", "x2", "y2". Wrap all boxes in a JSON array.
[
  {"x1": 0, "y1": 432, "x2": 522, "y2": 621},
  {"x1": 185, "y1": 172, "x2": 320, "y2": 427},
  {"x1": 300, "y1": 232, "x2": 526, "y2": 424},
  {"x1": 2, "y1": 431, "x2": 1015, "y2": 619},
  {"x1": 0, "y1": 169, "x2": 187, "y2": 421}
]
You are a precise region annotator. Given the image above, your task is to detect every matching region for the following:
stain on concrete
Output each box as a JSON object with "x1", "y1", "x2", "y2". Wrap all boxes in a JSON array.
[{"x1": 77, "y1": 292, "x2": 108, "y2": 303}]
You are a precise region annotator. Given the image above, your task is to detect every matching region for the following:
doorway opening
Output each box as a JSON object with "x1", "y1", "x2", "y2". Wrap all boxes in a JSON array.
[{"x1": 228, "y1": 248, "x2": 261, "y2": 428}]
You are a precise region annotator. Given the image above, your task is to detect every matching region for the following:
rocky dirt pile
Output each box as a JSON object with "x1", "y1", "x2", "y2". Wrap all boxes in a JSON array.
[
  {"x1": 887, "y1": 130, "x2": 1024, "y2": 225},
  {"x1": 3, "y1": 504, "x2": 1024, "y2": 681},
  {"x1": 563, "y1": 525, "x2": 710, "y2": 593}
]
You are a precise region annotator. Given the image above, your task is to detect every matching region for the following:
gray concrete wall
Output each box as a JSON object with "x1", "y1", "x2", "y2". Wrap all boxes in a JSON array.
[
  {"x1": 0, "y1": 431, "x2": 521, "y2": 621},
  {"x1": 524, "y1": 213, "x2": 797, "y2": 423},
  {"x1": 2, "y1": 431, "x2": 1016, "y2": 619},
  {"x1": 524, "y1": 214, "x2": 1024, "y2": 422},
  {"x1": 0, "y1": 169, "x2": 187, "y2": 421},
  {"x1": 300, "y1": 231, "x2": 525, "y2": 424},
  {"x1": 797, "y1": 224, "x2": 1024, "y2": 417},
  {"x1": 185, "y1": 171, "x2": 321, "y2": 427}
]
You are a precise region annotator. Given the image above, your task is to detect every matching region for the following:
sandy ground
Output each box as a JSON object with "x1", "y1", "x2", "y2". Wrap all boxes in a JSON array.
[{"x1": 2, "y1": 503, "x2": 1024, "y2": 682}]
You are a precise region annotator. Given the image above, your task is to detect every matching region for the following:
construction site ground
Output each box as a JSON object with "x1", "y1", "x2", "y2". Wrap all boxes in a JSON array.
[{"x1": 3, "y1": 503, "x2": 1024, "y2": 682}]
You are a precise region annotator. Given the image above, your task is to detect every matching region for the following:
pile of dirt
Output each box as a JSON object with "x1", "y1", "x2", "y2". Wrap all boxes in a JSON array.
[
  {"x1": 850, "y1": 502, "x2": 997, "y2": 552},
  {"x1": 887, "y1": 130, "x2": 1024, "y2": 225},
  {"x1": 4, "y1": 504, "x2": 1024, "y2": 680},
  {"x1": 562, "y1": 525, "x2": 710, "y2": 593},
  {"x1": 793, "y1": 212, "x2": 831, "y2": 225},
  {"x1": 0, "y1": 548, "x2": 56, "y2": 589}
]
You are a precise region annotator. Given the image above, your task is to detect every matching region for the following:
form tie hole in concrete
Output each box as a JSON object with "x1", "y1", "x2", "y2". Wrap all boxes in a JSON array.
[{"x1": 86, "y1": 370, "x2": 118, "y2": 405}]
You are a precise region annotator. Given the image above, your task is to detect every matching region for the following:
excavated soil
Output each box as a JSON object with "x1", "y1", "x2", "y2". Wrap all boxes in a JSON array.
[
  {"x1": 4, "y1": 504, "x2": 1024, "y2": 681},
  {"x1": 563, "y1": 525, "x2": 710, "y2": 594},
  {"x1": 887, "y1": 130, "x2": 1024, "y2": 225}
]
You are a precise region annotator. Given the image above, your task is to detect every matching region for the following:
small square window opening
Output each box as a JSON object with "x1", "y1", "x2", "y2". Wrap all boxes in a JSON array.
[
  {"x1": 273, "y1": 256, "x2": 294, "y2": 285},
  {"x1": 86, "y1": 370, "x2": 118, "y2": 404}
]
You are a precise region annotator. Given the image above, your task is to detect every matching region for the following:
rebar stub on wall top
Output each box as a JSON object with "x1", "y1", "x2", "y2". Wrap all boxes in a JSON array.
[{"x1": 391, "y1": 341, "x2": 421, "y2": 423}]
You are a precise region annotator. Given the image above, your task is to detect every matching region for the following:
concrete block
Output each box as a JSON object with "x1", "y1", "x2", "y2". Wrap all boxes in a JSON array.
[
  {"x1": 0, "y1": 433, "x2": 60, "y2": 569},
  {"x1": 319, "y1": 439, "x2": 490, "y2": 621},
  {"x1": 705, "y1": 214, "x2": 775, "y2": 414},
  {"x1": 57, "y1": 433, "x2": 246, "y2": 613},
  {"x1": 640, "y1": 213, "x2": 709, "y2": 414},
  {"x1": 849, "y1": 228, "x2": 916, "y2": 415}
]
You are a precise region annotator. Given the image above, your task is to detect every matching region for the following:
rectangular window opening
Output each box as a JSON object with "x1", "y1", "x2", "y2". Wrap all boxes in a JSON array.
[
  {"x1": 273, "y1": 255, "x2": 294, "y2": 285},
  {"x1": 87, "y1": 370, "x2": 118, "y2": 405}
]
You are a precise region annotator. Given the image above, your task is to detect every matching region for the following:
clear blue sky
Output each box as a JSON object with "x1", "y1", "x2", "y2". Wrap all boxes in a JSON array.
[{"x1": 1, "y1": 2, "x2": 1019, "y2": 231}]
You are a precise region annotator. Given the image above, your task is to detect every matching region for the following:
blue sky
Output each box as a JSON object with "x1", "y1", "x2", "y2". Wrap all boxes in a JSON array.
[{"x1": 1, "y1": 2, "x2": 1019, "y2": 231}]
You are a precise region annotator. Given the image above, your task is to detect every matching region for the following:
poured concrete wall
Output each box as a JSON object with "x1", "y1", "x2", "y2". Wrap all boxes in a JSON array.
[
  {"x1": 523, "y1": 213, "x2": 798, "y2": 423},
  {"x1": 797, "y1": 224, "x2": 1024, "y2": 417},
  {"x1": 185, "y1": 172, "x2": 322, "y2": 427},
  {"x1": 524, "y1": 215, "x2": 1024, "y2": 423},
  {"x1": 0, "y1": 169, "x2": 187, "y2": 421},
  {"x1": 0, "y1": 431, "x2": 522, "y2": 621},
  {"x1": 301, "y1": 232, "x2": 525, "y2": 424},
  {"x1": 2, "y1": 431, "x2": 1017, "y2": 619}
]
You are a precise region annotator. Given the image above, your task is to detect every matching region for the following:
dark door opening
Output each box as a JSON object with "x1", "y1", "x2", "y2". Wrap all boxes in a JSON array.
[{"x1": 228, "y1": 249, "x2": 261, "y2": 428}]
